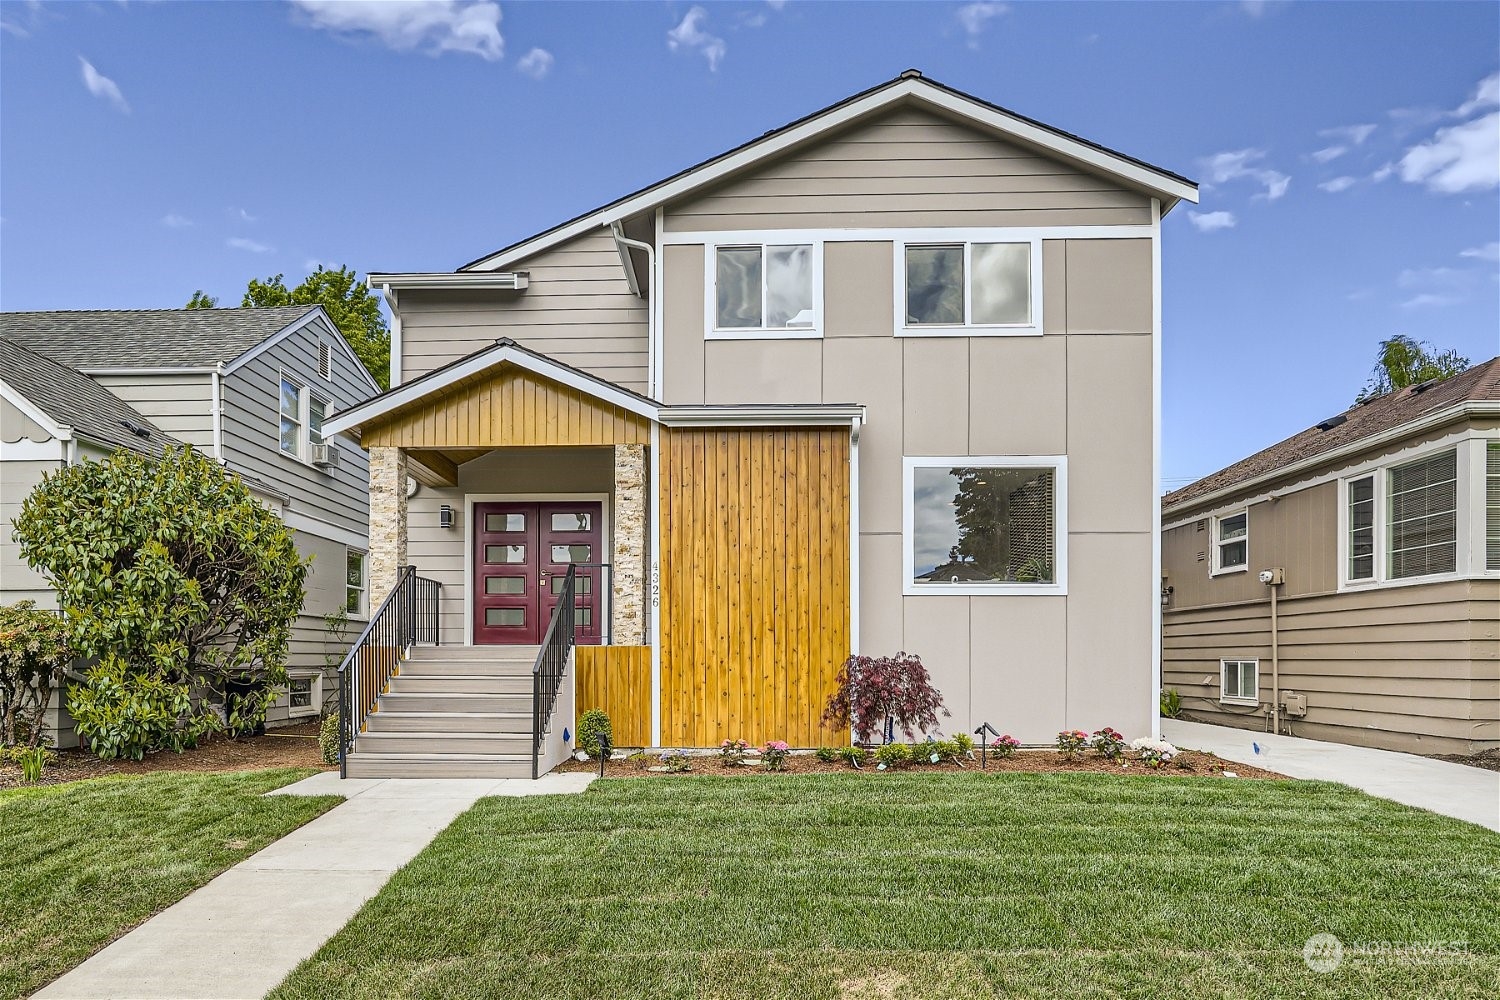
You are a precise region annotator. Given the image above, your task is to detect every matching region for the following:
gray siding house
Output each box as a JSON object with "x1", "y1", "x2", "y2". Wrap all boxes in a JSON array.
[{"x1": 0, "y1": 306, "x2": 380, "y2": 739}]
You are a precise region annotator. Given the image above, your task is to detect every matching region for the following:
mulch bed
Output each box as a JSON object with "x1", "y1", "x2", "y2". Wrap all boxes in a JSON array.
[
  {"x1": 558, "y1": 747, "x2": 1288, "y2": 780},
  {"x1": 0, "y1": 723, "x2": 334, "y2": 790},
  {"x1": 1427, "y1": 748, "x2": 1500, "y2": 773}
]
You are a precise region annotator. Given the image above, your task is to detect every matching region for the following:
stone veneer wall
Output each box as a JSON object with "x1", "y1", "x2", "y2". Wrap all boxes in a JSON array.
[
  {"x1": 612, "y1": 443, "x2": 647, "y2": 644},
  {"x1": 368, "y1": 446, "x2": 408, "y2": 606}
]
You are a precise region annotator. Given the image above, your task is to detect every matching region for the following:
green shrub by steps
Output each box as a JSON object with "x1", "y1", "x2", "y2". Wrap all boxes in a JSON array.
[{"x1": 319, "y1": 713, "x2": 341, "y2": 765}]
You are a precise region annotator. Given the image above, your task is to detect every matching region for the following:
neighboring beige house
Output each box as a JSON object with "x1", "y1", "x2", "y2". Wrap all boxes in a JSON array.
[
  {"x1": 1161, "y1": 358, "x2": 1500, "y2": 755},
  {"x1": 324, "y1": 70, "x2": 1199, "y2": 777},
  {"x1": 1, "y1": 307, "x2": 380, "y2": 739}
]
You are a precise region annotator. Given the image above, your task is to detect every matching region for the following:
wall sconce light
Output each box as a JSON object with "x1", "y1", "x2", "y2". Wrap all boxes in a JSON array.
[
  {"x1": 439, "y1": 504, "x2": 454, "y2": 529},
  {"x1": 1160, "y1": 583, "x2": 1174, "y2": 608}
]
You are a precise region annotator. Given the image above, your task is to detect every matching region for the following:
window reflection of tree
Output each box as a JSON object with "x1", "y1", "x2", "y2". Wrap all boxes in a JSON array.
[{"x1": 922, "y1": 467, "x2": 1053, "y2": 583}]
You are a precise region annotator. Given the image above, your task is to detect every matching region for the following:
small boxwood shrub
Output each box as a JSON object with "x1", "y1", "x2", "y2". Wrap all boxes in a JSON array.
[
  {"x1": 319, "y1": 712, "x2": 341, "y2": 765},
  {"x1": 577, "y1": 709, "x2": 612, "y2": 757},
  {"x1": 874, "y1": 742, "x2": 912, "y2": 769}
]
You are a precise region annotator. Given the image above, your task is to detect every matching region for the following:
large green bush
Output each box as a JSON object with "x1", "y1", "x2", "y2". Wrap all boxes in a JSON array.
[
  {"x1": 0, "y1": 600, "x2": 74, "y2": 747},
  {"x1": 13, "y1": 445, "x2": 307, "y2": 758}
]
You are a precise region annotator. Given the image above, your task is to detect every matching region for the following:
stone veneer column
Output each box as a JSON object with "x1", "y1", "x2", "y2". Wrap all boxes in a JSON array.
[
  {"x1": 611, "y1": 443, "x2": 647, "y2": 645},
  {"x1": 368, "y1": 446, "x2": 408, "y2": 607}
]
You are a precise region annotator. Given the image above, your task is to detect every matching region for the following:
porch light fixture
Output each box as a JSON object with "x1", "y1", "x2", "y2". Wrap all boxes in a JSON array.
[{"x1": 439, "y1": 504, "x2": 454, "y2": 529}]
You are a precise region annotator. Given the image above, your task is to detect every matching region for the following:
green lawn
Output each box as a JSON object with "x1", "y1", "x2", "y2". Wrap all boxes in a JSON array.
[
  {"x1": 0, "y1": 768, "x2": 340, "y2": 1000},
  {"x1": 271, "y1": 773, "x2": 1499, "y2": 1000}
]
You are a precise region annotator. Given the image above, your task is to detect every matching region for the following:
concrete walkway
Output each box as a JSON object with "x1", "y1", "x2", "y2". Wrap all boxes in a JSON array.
[
  {"x1": 36, "y1": 772, "x2": 595, "y2": 1000},
  {"x1": 1163, "y1": 719, "x2": 1499, "y2": 832}
]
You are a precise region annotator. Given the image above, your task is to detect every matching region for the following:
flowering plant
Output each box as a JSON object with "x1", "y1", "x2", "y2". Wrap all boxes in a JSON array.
[
  {"x1": 822, "y1": 652, "x2": 949, "y2": 744},
  {"x1": 1130, "y1": 737, "x2": 1178, "y2": 768},
  {"x1": 1055, "y1": 730, "x2": 1090, "y2": 759},
  {"x1": 719, "y1": 738, "x2": 752, "y2": 765},
  {"x1": 1090, "y1": 727, "x2": 1127, "y2": 761},
  {"x1": 761, "y1": 740, "x2": 791, "y2": 771},
  {"x1": 659, "y1": 749, "x2": 692, "y2": 773},
  {"x1": 993, "y1": 734, "x2": 1021, "y2": 758}
]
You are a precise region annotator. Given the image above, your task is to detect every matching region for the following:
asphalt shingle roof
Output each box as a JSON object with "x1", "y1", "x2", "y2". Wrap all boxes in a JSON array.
[
  {"x1": 0, "y1": 306, "x2": 319, "y2": 370},
  {"x1": 1164, "y1": 356, "x2": 1500, "y2": 513},
  {"x1": 0, "y1": 337, "x2": 178, "y2": 455}
]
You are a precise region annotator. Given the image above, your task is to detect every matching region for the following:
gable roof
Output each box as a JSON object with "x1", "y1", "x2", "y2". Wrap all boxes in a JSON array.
[
  {"x1": 1163, "y1": 357, "x2": 1500, "y2": 515},
  {"x1": 0, "y1": 337, "x2": 178, "y2": 455},
  {"x1": 0, "y1": 306, "x2": 321, "y2": 370},
  {"x1": 457, "y1": 70, "x2": 1199, "y2": 273}
]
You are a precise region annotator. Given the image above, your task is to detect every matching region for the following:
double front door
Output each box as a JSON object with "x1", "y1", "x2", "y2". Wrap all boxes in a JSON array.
[{"x1": 473, "y1": 501, "x2": 604, "y2": 645}]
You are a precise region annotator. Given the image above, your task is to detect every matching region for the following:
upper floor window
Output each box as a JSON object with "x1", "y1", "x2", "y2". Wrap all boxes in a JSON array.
[
  {"x1": 899, "y1": 239, "x2": 1040, "y2": 336},
  {"x1": 279, "y1": 376, "x2": 303, "y2": 458},
  {"x1": 1387, "y1": 449, "x2": 1457, "y2": 579},
  {"x1": 903, "y1": 456, "x2": 1067, "y2": 596},
  {"x1": 309, "y1": 395, "x2": 328, "y2": 447},
  {"x1": 711, "y1": 243, "x2": 819, "y2": 338},
  {"x1": 1211, "y1": 511, "x2": 1248, "y2": 574}
]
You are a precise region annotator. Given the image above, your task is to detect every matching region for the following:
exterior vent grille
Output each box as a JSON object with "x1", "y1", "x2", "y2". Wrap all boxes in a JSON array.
[
  {"x1": 1316, "y1": 414, "x2": 1347, "y2": 431},
  {"x1": 318, "y1": 342, "x2": 332, "y2": 380},
  {"x1": 311, "y1": 442, "x2": 340, "y2": 468},
  {"x1": 1195, "y1": 519, "x2": 1206, "y2": 532}
]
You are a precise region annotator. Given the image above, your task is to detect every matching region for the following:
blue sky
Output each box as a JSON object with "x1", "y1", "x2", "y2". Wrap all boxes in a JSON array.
[{"x1": 2, "y1": 1, "x2": 1496, "y2": 486}]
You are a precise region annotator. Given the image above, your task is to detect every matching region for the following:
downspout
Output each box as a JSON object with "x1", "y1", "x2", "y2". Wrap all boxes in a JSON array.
[
  {"x1": 210, "y1": 363, "x2": 224, "y2": 461},
  {"x1": 380, "y1": 283, "x2": 402, "y2": 389},
  {"x1": 1265, "y1": 567, "x2": 1284, "y2": 734},
  {"x1": 610, "y1": 222, "x2": 656, "y2": 396}
]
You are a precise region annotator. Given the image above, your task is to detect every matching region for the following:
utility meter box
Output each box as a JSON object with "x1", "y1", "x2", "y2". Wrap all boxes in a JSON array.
[{"x1": 1281, "y1": 691, "x2": 1308, "y2": 718}]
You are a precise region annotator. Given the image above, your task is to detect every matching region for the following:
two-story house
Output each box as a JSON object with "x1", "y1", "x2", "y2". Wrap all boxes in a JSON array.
[
  {"x1": 1162, "y1": 358, "x2": 1500, "y2": 756},
  {"x1": 0, "y1": 305, "x2": 380, "y2": 741},
  {"x1": 323, "y1": 71, "x2": 1199, "y2": 777}
]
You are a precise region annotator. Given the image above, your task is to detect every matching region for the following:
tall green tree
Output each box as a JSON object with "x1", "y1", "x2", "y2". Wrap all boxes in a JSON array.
[
  {"x1": 185, "y1": 266, "x2": 390, "y2": 388},
  {"x1": 1356, "y1": 335, "x2": 1470, "y2": 402}
]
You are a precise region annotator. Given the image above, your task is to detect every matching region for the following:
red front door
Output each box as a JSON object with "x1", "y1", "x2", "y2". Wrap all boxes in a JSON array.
[{"x1": 473, "y1": 501, "x2": 604, "y2": 645}]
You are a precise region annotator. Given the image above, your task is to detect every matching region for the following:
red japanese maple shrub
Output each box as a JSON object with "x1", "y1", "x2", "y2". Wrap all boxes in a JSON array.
[{"x1": 822, "y1": 652, "x2": 949, "y2": 744}]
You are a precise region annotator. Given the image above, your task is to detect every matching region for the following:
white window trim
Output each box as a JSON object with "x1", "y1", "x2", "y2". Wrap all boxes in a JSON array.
[
  {"x1": 345, "y1": 547, "x2": 368, "y2": 620},
  {"x1": 901, "y1": 455, "x2": 1068, "y2": 597},
  {"x1": 284, "y1": 670, "x2": 322, "y2": 719},
  {"x1": 1336, "y1": 441, "x2": 1476, "y2": 591},
  {"x1": 1209, "y1": 510, "x2": 1249, "y2": 576},
  {"x1": 895, "y1": 236, "x2": 1043, "y2": 337},
  {"x1": 704, "y1": 239, "x2": 824, "y2": 340},
  {"x1": 1219, "y1": 658, "x2": 1259, "y2": 706}
]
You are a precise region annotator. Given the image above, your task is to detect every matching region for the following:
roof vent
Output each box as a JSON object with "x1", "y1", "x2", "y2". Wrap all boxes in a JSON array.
[
  {"x1": 1315, "y1": 414, "x2": 1347, "y2": 431},
  {"x1": 900, "y1": 68, "x2": 923, "y2": 80},
  {"x1": 1410, "y1": 378, "x2": 1440, "y2": 394},
  {"x1": 120, "y1": 420, "x2": 150, "y2": 439}
]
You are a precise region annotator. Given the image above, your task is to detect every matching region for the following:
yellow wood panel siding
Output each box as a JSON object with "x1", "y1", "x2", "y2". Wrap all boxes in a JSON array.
[
  {"x1": 361, "y1": 366, "x2": 650, "y2": 449},
  {"x1": 659, "y1": 427, "x2": 850, "y2": 747},
  {"x1": 575, "y1": 646, "x2": 652, "y2": 747}
]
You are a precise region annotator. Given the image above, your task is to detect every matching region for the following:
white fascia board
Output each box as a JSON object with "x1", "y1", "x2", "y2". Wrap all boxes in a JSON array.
[
  {"x1": 320, "y1": 343, "x2": 661, "y2": 438},
  {"x1": 77, "y1": 366, "x2": 215, "y2": 376},
  {"x1": 0, "y1": 438, "x2": 67, "y2": 461},
  {"x1": 364, "y1": 272, "x2": 529, "y2": 291},
  {"x1": 658, "y1": 405, "x2": 866, "y2": 427},
  {"x1": 461, "y1": 80, "x2": 1196, "y2": 273},
  {"x1": 222, "y1": 307, "x2": 380, "y2": 393},
  {"x1": 0, "y1": 379, "x2": 70, "y2": 440},
  {"x1": 1161, "y1": 400, "x2": 1500, "y2": 524}
]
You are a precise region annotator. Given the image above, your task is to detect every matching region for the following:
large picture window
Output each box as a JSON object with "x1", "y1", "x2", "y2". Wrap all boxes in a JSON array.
[
  {"x1": 900, "y1": 239, "x2": 1039, "y2": 334},
  {"x1": 1387, "y1": 449, "x2": 1457, "y2": 579},
  {"x1": 712, "y1": 243, "x2": 817, "y2": 336},
  {"x1": 903, "y1": 457, "x2": 1066, "y2": 595}
]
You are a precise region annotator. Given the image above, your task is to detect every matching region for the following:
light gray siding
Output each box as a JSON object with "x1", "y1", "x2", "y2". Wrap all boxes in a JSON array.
[
  {"x1": 220, "y1": 316, "x2": 375, "y2": 533},
  {"x1": 2, "y1": 397, "x2": 53, "y2": 442},
  {"x1": 90, "y1": 372, "x2": 215, "y2": 451},
  {"x1": 398, "y1": 228, "x2": 649, "y2": 392},
  {"x1": 1, "y1": 457, "x2": 62, "y2": 606}
]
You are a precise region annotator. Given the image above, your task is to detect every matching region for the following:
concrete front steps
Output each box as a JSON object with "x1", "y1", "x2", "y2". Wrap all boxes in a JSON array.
[{"x1": 345, "y1": 645, "x2": 540, "y2": 779}]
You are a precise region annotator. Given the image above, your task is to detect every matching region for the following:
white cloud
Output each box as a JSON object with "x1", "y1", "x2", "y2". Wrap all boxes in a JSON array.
[
  {"x1": 1200, "y1": 148, "x2": 1290, "y2": 200},
  {"x1": 1317, "y1": 176, "x2": 1357, "y2": 193},
  {"x1": 667, "y1": 7, "x2": 725, "y2": 71},
  {"x1": 1459, "y1": 241, "x2": 1500, "y2": 263},
  {"x1": 1401, "y1": 293, "x2": 1460, "y2": 309},
  {"x1": 956, "y1": 2, "x2": 1007, "y2": 48},
  {"x1": 78, "y1": 56, "x2": 128, "y2": 113},
  {"x1": 289, "y1": 0, "x2": 503, "y2": 61},
  {"x1": 1319, "y1": 123, "x2": 1376, "y2": 146},
  {"x1": 1311, "y1": 146, "x2": 1347, "y2": 164},
  {"x1": 515, "y1": 47, "x2": 553, "y2": 80},
  {"x1": 235, "y1": 207, "x2": 257, "y2": 223},
  {"x1": 765, "y1": 0, "x2": 787, "y2": 8},
  {"x1": 227, "y1": 237, "x2": 273, "y2": 254},
  {"x1": 161, "y1": 213, "x2": 193, "y2": 228},
  {"x1": 1188, "y1": 210, "x2": 1236, "y2": 233},
  {"x1": 1397, "y1": 111, "x2": 1500, "y2": 194},
  {"x1": 1397, "y1": 266, "x2": 1464, "y2": 289},
  {"x1": 1454, "y1": 71, "x2": 1500, "y2": 118}
]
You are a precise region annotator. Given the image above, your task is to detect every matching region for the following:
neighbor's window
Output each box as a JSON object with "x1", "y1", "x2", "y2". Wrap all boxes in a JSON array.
[
  {"x1": 906, "y1": 459, "x2": 1062, "y2": 593},
  {"x1": 904, "y1": 241, "x2": 1033, "y2": 329},
  {"x1": 345, "y1": 549, "x2": 367, "y2": 616},
  {"x1": 1220, "y1": 659, "x2": 1258, "y2": 706},
  {"x1": 1486, "y1": 443, "x2": 1500, "y2": 571},
  {"x1": 286, "y1": 674, "x2": 320, "y2": 719},
  {"x1": 279, "y1": 376, "x2": 303, "y2": 457},
  {"x1": 714, "y1": 244, "x2": 815, "y2": 332},
  {"x1": 309, "y1": 395, "x2": 327, "y2": 447},
  {"x1": 1347, "y1": 475, "x2": 1376, "y2": 581},
  {"x1": 1212, "y1": 511, "x2": 1249, "y2": 573},
  {"x1": 1387, "y1": 449, "x2": 1457, "y2": 579}
]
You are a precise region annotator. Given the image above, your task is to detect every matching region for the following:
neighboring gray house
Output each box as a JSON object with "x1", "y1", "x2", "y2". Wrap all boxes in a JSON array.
[{"x1": 0, "y1": 306, "x2": 380, "y2": 739}]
